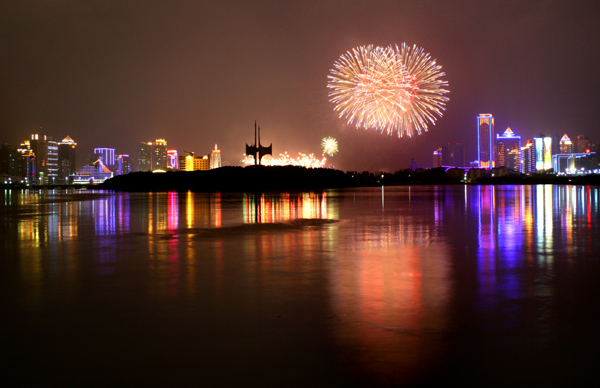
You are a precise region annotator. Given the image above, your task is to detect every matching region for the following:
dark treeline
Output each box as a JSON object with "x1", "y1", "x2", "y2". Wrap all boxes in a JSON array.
[{"x1": 93, "y1": 166, "x2": 600, "y2": 192}]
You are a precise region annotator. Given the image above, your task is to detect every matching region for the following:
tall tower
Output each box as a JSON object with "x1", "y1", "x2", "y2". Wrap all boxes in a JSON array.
[
  {"x1": 441, "y1": 143, "x2": 465, "y2": 167},
  {"x1": 533, "y1": 136, "x2": 553, "y2": 172},
  {"x1": 210, "y1": 144, "x2": 221, "y2": 169},
  {"x1": 496, "y1": 127, "x2": 521, "y2": 171},
  {"x1": 29, "y1": 133, "x2": 58, "y2": 184},
  {"x1": 58, "y1": 136, "x2": 77, "y2": 182},
  {"x1": 152, "y1": 139, "x2": 168, "y2": 171},
  {"x1": 559, "y1": 134, "x2": 573, "y2": 154},
  {"x1": 167, "y1": 149, "x2": 179, "y2": 170},
  {"x1": 137, "y1": 142, "x2": 153, "y2": 171},
  {"x1": 477, "y1": 114, "x2": 494, "y2": 169}
]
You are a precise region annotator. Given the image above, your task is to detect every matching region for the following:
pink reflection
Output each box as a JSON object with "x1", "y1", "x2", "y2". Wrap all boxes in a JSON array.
[{"x1": 243, "y1": 192, "x2": 328, "y2": 224}]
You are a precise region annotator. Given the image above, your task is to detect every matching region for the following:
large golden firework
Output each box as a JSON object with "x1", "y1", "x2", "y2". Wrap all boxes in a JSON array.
[{"x1": 328, "y1": 44, "x2": 449, "y2": 137}]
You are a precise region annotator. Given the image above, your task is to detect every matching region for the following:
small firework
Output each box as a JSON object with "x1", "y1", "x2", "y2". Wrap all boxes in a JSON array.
[
  {"x1": 321, "y1": 137, "x2": 339, "y2": 156},
  {"x1": 328, "y1": 44, "x2": 449, "y2": 137}
]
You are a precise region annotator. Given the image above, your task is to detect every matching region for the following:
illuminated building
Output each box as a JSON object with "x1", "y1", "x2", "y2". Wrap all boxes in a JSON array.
[
  {"x1": 137, "y1": 139, "x2": 168, "y2": 172},
  {"x1": 194, "y1": 155, "x2": 210, "y2": 171},
  {"x1": 559, "y1": 134, "x2": 573, "y2": 154},
  {"x1": 210, "y1": 144, "x2": 221, "y2": 169},
  {"x1": 93, "y1": 147, "x2": 115, "y2": 171},
  {"x1": 73, "y1": 160, "x2": 113, "y2": 184},
  {"x1": 521, "y1": 140, "x2": 535, "y2": 174},
  {"x1": 496, "y1": 127, "x2": 521, "y2": 171},
  {"x1": 117, "y1": 154, "x2": 133, "y2": 175},
  {"x1": 153, "y1": 139, "x2": 168, "y2": 171},
  {"x1": 477, "y1": 114, "x2": 494, "y2": 168},
  {"x1": 441, "y1": 143, "x2": 465, "y2": 167},
  {"x1": 177, "y1": 152, "x2": 208, "y2": 171},
  {"x1": 533, "y1": 136, "x2": 553, "y2": 172},
  {"x1": 179, "y1": 153, "x2": 194, "y2": 171},
  {"x1": 167, "y1": 149, "x2": 179, "y2": 170},
  {"x1": 432, "y1": 148, "x2": 442, "y2": 168},
  {"x1": 553, "y1": 152, "x2": 598, "y2": 174},
  {"x1": 137, "y1": 142, "x2": 153, "y2": 171},
  {"x1": 28, "y1": 133, "x2": 59, "y2": 184},
  {"x1": 58, "y1": 136, "x2": 77, "y2": 183}
]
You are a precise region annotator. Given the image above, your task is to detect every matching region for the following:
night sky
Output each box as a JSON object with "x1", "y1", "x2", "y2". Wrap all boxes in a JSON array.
[{"x1": 2, "y1": 0, "x2": 599, "y2": 171}]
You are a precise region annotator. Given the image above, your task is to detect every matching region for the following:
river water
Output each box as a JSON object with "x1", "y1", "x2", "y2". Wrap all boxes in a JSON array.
[{"x1": 1, "y1": 185, "x2": 599, "y2": 386}]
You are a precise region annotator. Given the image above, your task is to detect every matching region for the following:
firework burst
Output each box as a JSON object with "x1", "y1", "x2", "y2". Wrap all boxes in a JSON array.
[
  {"x1": 321, "y1": 136, "x2": 339, "y2": 156},
  {"x1": 328, "y1": 44, "x2": 449, "y2": 137}
]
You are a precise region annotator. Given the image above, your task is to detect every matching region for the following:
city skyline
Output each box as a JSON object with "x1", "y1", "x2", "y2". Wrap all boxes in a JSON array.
[{"x1": 2, "y1": 1, "x2": 600, "y2": 171}]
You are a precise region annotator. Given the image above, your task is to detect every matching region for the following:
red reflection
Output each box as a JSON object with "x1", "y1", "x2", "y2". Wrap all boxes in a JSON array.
[{"x1": 243, "y1": 192, "x2": 328, "y2": 223}]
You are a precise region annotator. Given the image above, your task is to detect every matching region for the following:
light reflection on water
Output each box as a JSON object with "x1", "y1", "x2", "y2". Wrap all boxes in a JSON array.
[{"x1": 1, "y1": 185, "x2": 599, "y2": 386}]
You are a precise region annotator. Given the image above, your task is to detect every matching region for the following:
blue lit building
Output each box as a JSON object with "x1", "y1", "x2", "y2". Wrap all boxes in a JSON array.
[
  {"x1": 477, "y1": 114, "x2": 494, "y2": 169},
  {"x1": 94, "y1": 148, "x2": 116, "y2": 171},
  {"x1": 496, "y1": 127, "x2": 521, "y2": 172}
]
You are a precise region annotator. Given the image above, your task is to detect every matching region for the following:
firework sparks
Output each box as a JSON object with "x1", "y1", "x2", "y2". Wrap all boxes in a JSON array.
[
  {"x1": 243, "y1": 152, "x2": 327, "y2": 168},
  {"x1": 328, "y1": 44, "x2": 449, "y2": 137},
  {"x1": 321, "y1": 137, "x2": 339, "y2": 156}
]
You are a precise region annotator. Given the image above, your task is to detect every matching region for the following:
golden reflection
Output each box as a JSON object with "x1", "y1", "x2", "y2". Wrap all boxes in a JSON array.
[{"x1": 243, "y1": 192, "x2": 329, "y2": 224}]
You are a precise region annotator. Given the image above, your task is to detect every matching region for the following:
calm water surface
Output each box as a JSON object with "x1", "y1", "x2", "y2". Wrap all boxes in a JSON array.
[{"x1": 1, "y1": 185, "x2": 599, "y2": 386}]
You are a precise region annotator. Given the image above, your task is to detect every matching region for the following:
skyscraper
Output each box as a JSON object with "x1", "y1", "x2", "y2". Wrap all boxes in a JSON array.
[
  {"x1": 496, "y1": 127, "x2": 521, "y2": 171},
  {"x1": 58, "y1": 136, "x2": 77, "y2": 183},
  {"x1": 477, "y1": 114, "x2": 494, "y2": 169},
  {"x1": 575, "y1": 135, "x2": 592, "y2": 153},
  {"x1": 137, "y1": 142, "x2": 152, "y2": 171},
  {"x1": 167, "y1": 149, "x2": 179, "y2": 170},
  {"x1": 432, "y1": 148, "x2": 442, "y2": 168},
  {"x1": 117, "y1": 154, "x2": 133, "y2": 175},
  {"x1": 559, "y1": 134, "x2": 573, "y2": 154},
  {"x1": 153, "y1": 139, "x2": 168, "y2": 171},
  {"x1": 210, "y1": 144, "x2": 221, "y2": 169},
  {"x1": 521, "y1": 140, "x2": 535, "y2": 174},
  {"x1": 534, "y1": 136, "x2": 553, "y2": 172},
  {"x1": 29, "y1": 133, "x2": 59, "y2": 184},
  {"x1": 441, "y1": 143, "x2": 465, "y2": 167}
]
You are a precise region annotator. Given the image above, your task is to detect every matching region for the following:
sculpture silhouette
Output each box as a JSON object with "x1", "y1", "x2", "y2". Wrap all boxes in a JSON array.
[{"x1": 245, "y1": 121, "x2": 272, "y2": 165}]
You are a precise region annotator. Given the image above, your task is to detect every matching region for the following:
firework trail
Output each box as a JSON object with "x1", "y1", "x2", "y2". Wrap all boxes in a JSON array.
[
  {"x1": 328, "y1": 44, "x2": 449, "y2": 137},
  {"x1": 321, "y1": 137, "x2": 339, "y2": 156}
]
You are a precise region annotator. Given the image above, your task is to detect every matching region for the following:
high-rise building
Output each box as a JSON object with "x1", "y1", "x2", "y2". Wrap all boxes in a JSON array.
[
  {"x1": 496, "y1": 127, "x2": 521, "y2": 171},
  {"x1": 521, "y1": 140, "x2": 536, "y2": 174},
  {"x1": 137, "y1": 142, "x2": 153, "y2": 171},
  {"x1": 179, "y1": 153, "x2": 194, "y2": 171},
  {"x1": 441, "y1": 143, "x2": 465, "y2": 167},
  {"x1": 28, "y1": 134, "x2": 59, "y2": 184},
  {"x1": 533, "y1": 136, "x2": 553, "y2": 172},
  {"x1": 432, "y1": 148, "x2": 442, "y2": 168},
  {"x1": 0, "y1": 143, "x2": 25, "y2": 181},
  {"x1": 210, "y1": 144, "x2": 221, "y2": 169},
  {"x1": 94, "y1": 148, "x2": 115, "y2": 170},
  {"x1": 58, "y1": 136, "x2": 77, "y2": 183},
  {"x1": 152, "y1": 139, "x2": 168, "y2": 171},
  {"x1": 575, "y1": 135, "x2": 592, "y2": 153},
  {"x1": 559, "y1": 134, "x2": 573, "y2": 154},
  {"x1": 117, "y1": 154, "x2": 133, "y2": 175},
  {"x1": 137, "y1": 139, "x2": 168, "y2": 172},
  {"x1": 477, "y1": 114, "x2": 494, "y2": 169},
  {"x1": 167, "y1": 149, "x2": 179, "y2": 170}
]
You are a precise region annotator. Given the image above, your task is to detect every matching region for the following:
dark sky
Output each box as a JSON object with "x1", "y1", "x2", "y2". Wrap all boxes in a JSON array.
[{"x1": 2, "y1": 0, "x2": 599, "y2": 171}]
